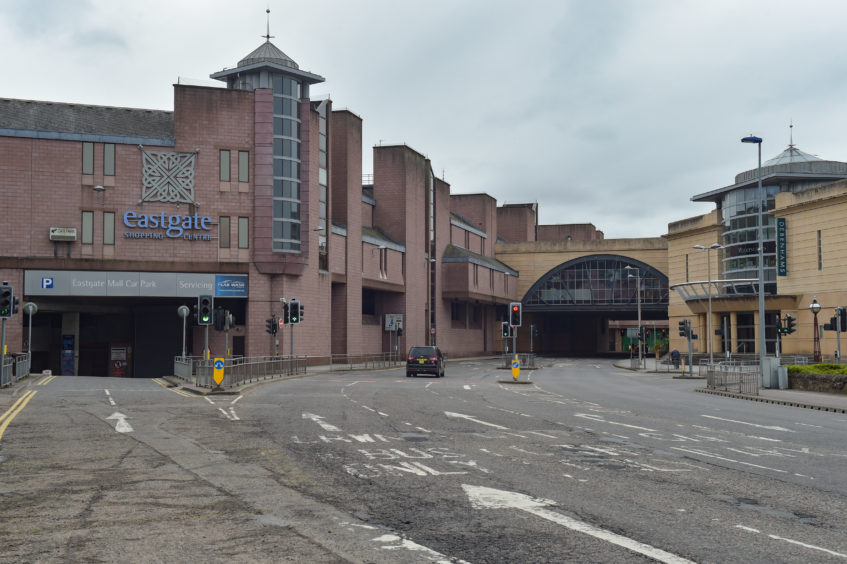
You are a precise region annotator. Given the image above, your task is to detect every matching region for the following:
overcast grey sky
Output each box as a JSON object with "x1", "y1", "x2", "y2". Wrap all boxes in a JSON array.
[{"x1": 4, "y1": 0, "x2": 847, "y2": 238}]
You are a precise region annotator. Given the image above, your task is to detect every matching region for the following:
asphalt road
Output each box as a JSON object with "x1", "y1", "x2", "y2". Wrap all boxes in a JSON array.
[{"x1": 1, "y1": 358, "x2": 846, "y2": 563}]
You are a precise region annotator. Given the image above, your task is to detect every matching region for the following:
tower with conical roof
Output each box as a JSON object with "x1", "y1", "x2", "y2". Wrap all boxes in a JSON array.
[{"x1": 211, "y1": 14, "x2": 324, "y2": 259}]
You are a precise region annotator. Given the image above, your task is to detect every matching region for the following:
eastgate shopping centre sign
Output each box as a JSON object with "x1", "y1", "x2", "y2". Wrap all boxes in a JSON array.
[{"x1": 122, "y1": 211, "x2": 213, "y2": 241}]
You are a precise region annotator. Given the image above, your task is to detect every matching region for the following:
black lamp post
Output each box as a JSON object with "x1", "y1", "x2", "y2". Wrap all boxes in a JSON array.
[{"x1": 810, "y1": 297, "x2": 822, "y2": 363}]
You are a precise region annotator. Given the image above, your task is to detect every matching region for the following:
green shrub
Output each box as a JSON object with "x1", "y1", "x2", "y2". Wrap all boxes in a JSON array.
[{"x1": 786, "y1": 363, "x2": 847, "y2": 375}]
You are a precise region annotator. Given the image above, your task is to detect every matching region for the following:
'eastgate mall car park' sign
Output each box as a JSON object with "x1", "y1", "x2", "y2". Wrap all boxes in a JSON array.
[{"x1": 122, "y1": 210, "x2": 213, "y2": 241}]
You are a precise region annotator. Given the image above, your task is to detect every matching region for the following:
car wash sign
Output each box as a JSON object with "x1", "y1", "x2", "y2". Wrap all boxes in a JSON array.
[{"x1": 122, "y1": 211, "x2": 213, "y2": 241}]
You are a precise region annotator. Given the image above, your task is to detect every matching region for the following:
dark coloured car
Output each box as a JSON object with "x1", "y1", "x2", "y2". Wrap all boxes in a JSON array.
[{"x1": 406, "y1": 346, "x2": 445, "y2": 378}]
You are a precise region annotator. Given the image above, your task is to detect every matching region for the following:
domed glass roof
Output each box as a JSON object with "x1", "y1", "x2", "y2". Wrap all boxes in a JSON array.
[{"x1": 762, "y1": 144, "x2": 822, "y2": 166}]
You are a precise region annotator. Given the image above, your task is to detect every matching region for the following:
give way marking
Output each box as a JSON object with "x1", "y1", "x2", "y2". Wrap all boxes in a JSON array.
[{"x1": 463, "y1": 485, "x2": 694, "y2": 564}]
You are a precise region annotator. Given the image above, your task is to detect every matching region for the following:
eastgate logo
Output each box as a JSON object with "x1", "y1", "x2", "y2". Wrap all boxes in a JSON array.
[{"x1": 123, "y1": 211, "x2": 213, "y2": 240}]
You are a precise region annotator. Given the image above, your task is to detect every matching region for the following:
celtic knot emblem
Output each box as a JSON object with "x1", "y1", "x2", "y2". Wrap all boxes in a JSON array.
[{"x1": 141, "y1": 151, "x2": 196, "y2": 204}]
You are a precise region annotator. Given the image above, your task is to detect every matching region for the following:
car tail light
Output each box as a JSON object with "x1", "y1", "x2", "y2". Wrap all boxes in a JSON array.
[
  {"x1": 428, "y1": 356, "x2": 438, "y2": 361},
  {"x1": 408, "y1": 356, "x2": 415, "y2": 361}
]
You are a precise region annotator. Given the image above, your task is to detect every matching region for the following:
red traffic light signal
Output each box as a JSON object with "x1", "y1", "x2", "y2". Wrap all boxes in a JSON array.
[{"x1": 509, "y1": 302, "x2": 522, "y2": 327}]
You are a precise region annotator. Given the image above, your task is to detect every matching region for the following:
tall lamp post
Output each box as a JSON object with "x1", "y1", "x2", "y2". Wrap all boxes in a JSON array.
[
  {"x1": 810, "y1": 297, "x2": 822, "y2": 363},
  {"x1": 625, "y1": 266, "x2": 642, "y2": 369},
  {"x1": 741, "y1": 134, "x2": 767, "y2": 382},
  {"x1": 694, "y1": 243, "x2": 723, "y2": 365}
]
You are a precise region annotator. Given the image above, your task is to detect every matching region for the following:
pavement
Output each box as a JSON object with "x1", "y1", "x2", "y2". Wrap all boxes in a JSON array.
[{"x1": 615, "y1": 357, "x2": 847, "y2": 414}]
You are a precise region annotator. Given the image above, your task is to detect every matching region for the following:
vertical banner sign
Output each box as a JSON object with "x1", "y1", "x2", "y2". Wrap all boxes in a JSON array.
[
  {"x1": 777, "y1": 218, "x2": 787, "y2": 276},
  {"x1": 213, "y1": 358, "x2": 225, "y2": 386}
]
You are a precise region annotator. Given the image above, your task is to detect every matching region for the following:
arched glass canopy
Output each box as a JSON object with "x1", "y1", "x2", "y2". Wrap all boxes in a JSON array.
[{"x1": 523, "y1": 255, "x2": 669, "y2": 311}]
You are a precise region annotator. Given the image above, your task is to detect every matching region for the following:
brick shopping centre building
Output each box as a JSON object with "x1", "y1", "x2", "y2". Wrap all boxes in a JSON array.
[{"x1": 4, "y1": 33, "x2": 847, "y2": 379}]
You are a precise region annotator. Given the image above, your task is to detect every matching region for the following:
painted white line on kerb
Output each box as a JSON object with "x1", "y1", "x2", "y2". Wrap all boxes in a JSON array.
[
  {"x1": 701, "y1": 415, "x2": 794, "y2": 432},
  {"x1": 464, "y1": 485, "x2": 694, "y2": 564}
]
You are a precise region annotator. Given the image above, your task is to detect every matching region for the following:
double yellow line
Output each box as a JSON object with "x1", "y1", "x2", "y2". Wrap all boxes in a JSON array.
[
  {"x1": 0, "y1": 390, "x2": 37, "y2": 441},
  {"x1": 152, "y1": 378, "x2": 194, "y2": 397}
]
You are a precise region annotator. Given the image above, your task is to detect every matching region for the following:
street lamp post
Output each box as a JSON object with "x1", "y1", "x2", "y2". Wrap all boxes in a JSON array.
[
  {"x1": 625, "y1": 266, "x2": 642, "y2": 369},
  {"x1": 810, "y1": 297, "x2": 822, "y2": 363},
  {"x1": 741, "y1": 135, "x2": 767, "y2": 382},
  {"x1": 694, "y1": 243, "x2": 723, "y2": 365}
]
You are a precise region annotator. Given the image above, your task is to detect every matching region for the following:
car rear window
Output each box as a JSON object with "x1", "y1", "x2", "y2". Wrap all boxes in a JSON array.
[{"x1": 410, "y1": 347, "x2": 436, "y2": 356}]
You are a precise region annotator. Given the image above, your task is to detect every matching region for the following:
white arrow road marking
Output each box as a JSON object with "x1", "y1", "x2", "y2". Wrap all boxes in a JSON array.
[
  {"x1": 445, "y1": 412, "x2": 509, "y2": 430},
  {"x1": 463, "y1": 485, "x2": 695, "y2": 564},
  {"x1": 106, "y1": 412, "x2": 133, "y2": 433},
  {"x1": 302, "y1": 413, "x2": 341, "y2": 431},
  {"x1": 701, "y1": 415, "x2": 794, "y2": 432}
]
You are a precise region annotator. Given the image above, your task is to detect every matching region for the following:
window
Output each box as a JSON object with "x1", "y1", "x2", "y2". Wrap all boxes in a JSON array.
[
  {"x1": 238, "y1": 151, "x2": 249, "y2": 182},
  {"x1": 103, "y1": 212, "x2": 115, "y2": 245},
  {"x1": 219, "y1": 149, "x2": 231, "y2": 182},
  {"x1": 82, "y1": 143, "x2": 94, "y2": 175},
  {"x1": 238, "y1": 217, "x2": 249, "y2": 249},
  {"x1": 219, "y1": 216, "x2": 231, "y2": 248},
  {"x1": 104, "y1": 143, "x2": 115, "y2": 176},
  {"x1": 817, "y1": 230, "x2": 822, "y2": 270},
  {"x1": 272, "y1": 73, "x2": 303, "y2": 252},
  {"x1": 81, "y1": 211, "x2": 93, "y2": 244}
]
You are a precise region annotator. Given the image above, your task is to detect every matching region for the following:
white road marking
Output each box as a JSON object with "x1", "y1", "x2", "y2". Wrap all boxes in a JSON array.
[
  {"x1": 463, "y1": 485, "x2": 695, "y2": 564},
  {"x1": 670, "y1": 447, "x2": 788, "y2": 473},
  {"x1": 575, "y1": 413, "x2": 657, "y2": 432},
  {"x1": 205, "y1": 397, "x2": 215, "y2": 405},
  {"x1": 371, "y1": 533, "x2": 472, "y2": 564},
  {"x1": 736, "y1": 524, "x2": 847, "y2": 558},
  {"x1": 106, "y1": 412, "x2": 133, "y2": 433},
  {"x1": 445, "y1": 411, "x2": 510, "y2": 430},
  {"x1": 228, "y1": 407, "x2": 240, "y2": 421},
  {"x1": 701, "y1": 415, "x2": 794, "y2": 432},
  {"x1": 231, "y1": 395, "x2": 243, "y2": 404},
  {"x1": 104, "y1": 390, "x2": 116, "y2": 406},
  {"x1": 302, "y1": 412, "x2": 342, "y2": 431},
  {"x1": 463, "y1": 385, "x2": 472, "y2": 390}
]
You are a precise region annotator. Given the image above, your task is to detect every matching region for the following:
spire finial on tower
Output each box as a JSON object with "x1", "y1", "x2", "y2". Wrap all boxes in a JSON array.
[
  {"x1": 263, "y1": 7, "x2": 274, "y2": 42},
  {"x1": 789, "y1": 119, "x2": 794, "y2": 148}
]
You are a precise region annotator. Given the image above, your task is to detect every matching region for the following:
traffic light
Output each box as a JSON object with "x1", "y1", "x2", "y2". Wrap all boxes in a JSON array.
[
  {"x1": 645, "y1": 329, "x2": 651, "y2": 339},
  {"x1": 501, "y1": 321, "x2": 511, "y2": 338},
  {"x1": 289, "y1": 299, "x2": 300, "y2": 324},
  {"x1": 839, "y1": 307, "x2": 847, "y2": 332},
  {"x1": 0, "y1": 285, "x2": 12, "y2": 318},
  {"x1": 198, "y1": 295, "x2": 214, "y2": 326},
  {"x1": 281, "y1": 302, "x2": 290, "y2": 324},
  {"x1": 776, "y1": 317, "x2": 784, "y2": 334},
  {"x1": 678, "y1": 320, "x2": 686, "y2": 337},
  {"x1": 509, "y1": 302, "x2": 522, "y2": 327},
  {"x1": 299, "y1": 304, "x2": 305, "y2": 322},
  {"x1": 12, "y1": 296, "x2": 19, "y2": 315},
  {"x1": 265, "y1": 316, "x2": 277, "y2": 335},
  {"x1": 784, "y1": 314, "x2": 796, "y2": 334},
  {"x1": 214, "y1": 307, "x2": 225, "y2": 331},
  {"x1": 825, "y1": 316, "x2": 836, "y2": 331},
  {"x1": 192, "y1": 304, "x2": 198, "y2": 325}
]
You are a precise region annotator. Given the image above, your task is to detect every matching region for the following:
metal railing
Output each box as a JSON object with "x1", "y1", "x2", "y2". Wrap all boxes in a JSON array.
[
  {"x1": 704, "y1": 359, "x2": 760, "y2": 395},
  {"x1": 172, "y1": 352, "x2": 406, "y2": 389},
  {"x1": 500, "y1": 353, "x2": 536, "y2": 369},
  {"x1": 1, "y1": 353, "x2": 31, "y2": 388}
]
